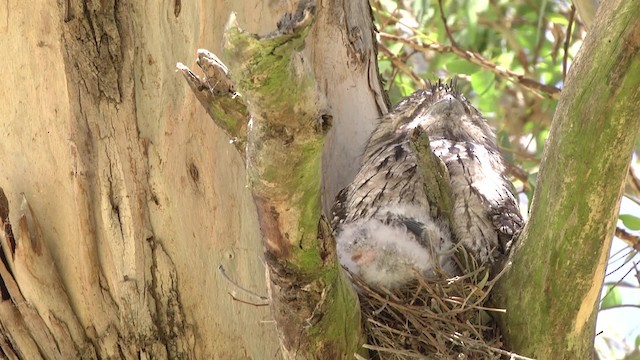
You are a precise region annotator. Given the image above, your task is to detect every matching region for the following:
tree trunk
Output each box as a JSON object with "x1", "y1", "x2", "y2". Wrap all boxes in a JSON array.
[
  {"x1": 0, "y1": 0, "x2": 384, "y2": 358},
  {"x1": 493, "y1": 0, "x2": 640, "y2": 358},
  {"x1": 3, "y1": 0, "x2": 637, "y2": 359}
]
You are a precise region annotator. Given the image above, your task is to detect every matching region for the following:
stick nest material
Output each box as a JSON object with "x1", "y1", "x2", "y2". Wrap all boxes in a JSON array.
[{"x1": 352, "y1": 248, "x2": 520, "y2": 360}]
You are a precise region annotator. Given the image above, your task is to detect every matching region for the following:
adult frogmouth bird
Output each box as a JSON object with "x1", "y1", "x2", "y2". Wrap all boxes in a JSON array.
[{"x1": 332, "y1": 81, "x2": 524, "y2": 288}]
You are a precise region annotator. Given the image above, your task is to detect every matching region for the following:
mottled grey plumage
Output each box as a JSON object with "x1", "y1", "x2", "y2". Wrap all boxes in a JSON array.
[{"x1": 332, "y1": 81, "x2": 523, "y2": 288}]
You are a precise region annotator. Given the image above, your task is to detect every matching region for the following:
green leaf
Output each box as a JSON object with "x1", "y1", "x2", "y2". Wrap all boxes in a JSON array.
[
  {"x1": 387, "y1": 42, "x2": 404, "y2": 56},
  {"x1": 466, "y1": 10, "x2": 478, "y2": 45},
  {"x1": 600, "y1": 286, "x2": 622, "y2": 310},
  {"x1": 470, "y1": 71, "x2": 495, "y2": 95},
  {"x1": 620, "y1": 214, "x2": 640, "y2": 230},
  {"x1": 626, "y1": 352, "x2": 640, "y2": 360},
  {"x1": 547, "y1": 13, "x2": 569, "y2": 26},
  {"x1": 477, "y1": 270, "x2": 490, "y2": 289},
  {"x1": 495, "y1": 52, "x2": 515, "y2": 68},
  {"x1": 378, "y1": 59, "x2": 391, "y2": 75},
  {"x1": 446, "y1": 59, "x2": 479, "y2": 75},
  {"x1": 523, "y1": 121, "x2": 536, "y2": 133},
  {"x1": 465, "y1": 0, "x2": 489, "y2": 45},
  {"x1": 470, "y1": 0, "x2": 489, "y2": 13},
  {"x1": 398, "y1": 74, "x2": 417, "y2": 97},
  {"x1": 476, "y1": 87, "x2": 499, "y2": 114}
]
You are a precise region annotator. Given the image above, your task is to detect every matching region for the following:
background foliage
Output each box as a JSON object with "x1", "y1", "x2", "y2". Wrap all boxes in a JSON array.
[{"x1": 371, "y1": 0, "x2": 640, "y2": 358}]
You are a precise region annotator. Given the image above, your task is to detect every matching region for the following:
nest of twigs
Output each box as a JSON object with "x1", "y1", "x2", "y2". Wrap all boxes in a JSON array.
[{"x1": 351, "y1": 248, "x2": 519, "y2": 360}]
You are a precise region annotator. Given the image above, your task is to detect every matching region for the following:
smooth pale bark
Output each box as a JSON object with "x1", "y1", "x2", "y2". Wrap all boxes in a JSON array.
[
  {"x1": 0, "y1": 0, "x2": 282, "y2": 358},
  {"x1": 0, "y1": 0, "x2": 385, "y2": 359},
  {"x1": 494, "y1": 0, "x2": 640, "y2": 358}
]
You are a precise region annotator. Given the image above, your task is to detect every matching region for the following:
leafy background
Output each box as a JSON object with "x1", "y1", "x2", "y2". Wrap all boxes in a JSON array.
[{"x1": 371, "y1": 0, "x2": 640, "y2": 358}]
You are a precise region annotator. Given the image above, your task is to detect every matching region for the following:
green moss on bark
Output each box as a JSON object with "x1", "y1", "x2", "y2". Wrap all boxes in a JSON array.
[
  {"x1": 494, "y1": 1, "x2": 640, "y2": 358},
  {"x1": 218, "y1": 6, "x2": 364, "y2": 358}
]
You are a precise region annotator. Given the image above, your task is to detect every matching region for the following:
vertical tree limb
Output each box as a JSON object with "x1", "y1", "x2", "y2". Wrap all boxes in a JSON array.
[{"x1": 493, "y1": 0, "x2": 640, "y2": 358}]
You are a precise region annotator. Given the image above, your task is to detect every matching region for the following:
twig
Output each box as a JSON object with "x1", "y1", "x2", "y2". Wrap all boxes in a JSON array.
[
  {"x1": 218, "y1": 265, "x2": 269, "y2": 301},
  {"x1": 532, "y1": 1, "x2": 548, "y2": 68},
  {"x1": 562, "y1": 5, "x2": 576, "y2": 81},
  {"x1": 605, "y1": 252, "x2": 636, "y2": 277},
  {"x1": 614, "y1": 227, "x2": 640, "y2": 251},
  {"x1": 362, "y1": 344, "x2": 429, "y2": 358},
  {"x1": 437, "y1": 0, "x2": 458, "y2": 48},
  {"x1": 599, "y1": 304, "x2": 640, "y2": 311},
  {"x1": 602, "y1": 280, "x2": 639, "y2": 288},
  {"x1": 504, "y1": 160, "x2": 531, "y2": 191},
  {"x1": 378, "y1": 43, "x2": 426, "y2": 87},
  {"x1": 228, "y1": 293, "x2": 269, "y2": 307},
  {"x1": 379, "y1": 33, "x2": 561, "y2": 99},
  {"x1": 602, "y1": 265, "x2": 637, "y2": 305},
  {"x1": 479, "y1": 346, "x2": 537, "y2": 360}
]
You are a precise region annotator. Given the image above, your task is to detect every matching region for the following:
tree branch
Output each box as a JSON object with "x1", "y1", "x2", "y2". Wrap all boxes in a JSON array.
[
  {"x1": 614, "y1": 227, "x2": 640, "y2": 251},
  {"x1": 493, "y1": 0, "x2": 640, "y2": 358},
  {"x1": 378, "y1": 33, "x2": 561, "y2": 99},
  {"x1": 176, "y1": 51, "x2": 248, "y2": 155},
  {"x1": 562, "y1": 5, "x2": 576, "y2": 81},
  {"x1": 180, "y1": 2, "x2": 363, "y2": 358}
]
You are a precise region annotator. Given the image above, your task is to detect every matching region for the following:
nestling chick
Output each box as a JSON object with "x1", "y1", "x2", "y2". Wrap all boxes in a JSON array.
[{"x1": 332, "y1": 81, "x2": 523, "y2": 288}]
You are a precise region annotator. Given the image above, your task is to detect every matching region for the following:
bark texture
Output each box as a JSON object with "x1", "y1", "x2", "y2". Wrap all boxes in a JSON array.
[
  {"x1": 493, "y1": 0, "x2": 640, "y2": 358},
  {"x1": 178, "y1": 1, "x2": 387, "y2": 356},
  {"x1": 0, "y1": 0, "x2": 385, "y2": 359},
  {"x1": 0, "y1": 0, "x2": 282, "y2": 358},
  {"x1": 224, "y1": 5, "x2": 366, "y2": 357}
]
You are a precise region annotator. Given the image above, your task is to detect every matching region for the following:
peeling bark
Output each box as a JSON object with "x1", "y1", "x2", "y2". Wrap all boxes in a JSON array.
[{"x1": 177, "y1": 51, "x2": 248, "y2": 155}]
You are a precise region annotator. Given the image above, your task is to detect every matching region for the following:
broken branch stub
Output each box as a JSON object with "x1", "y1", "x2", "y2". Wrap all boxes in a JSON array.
[{"x1": 176, "y1": 51, "x2": 248, "y2": 154}]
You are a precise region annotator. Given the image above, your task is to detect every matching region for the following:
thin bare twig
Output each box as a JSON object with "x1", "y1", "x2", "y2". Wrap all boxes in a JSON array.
[
  {"x1": 218, "y1": 265, "x2": 269, "y2": 301},
  {"x1": 228, "y1": 293, "x2": 269, "y2": 307},
  {"x1": 602, "y1": 265, "x2": 638, "y2": 305},
  {"x1": 503, "y1": 160, "x2": 531, "y2": 191},
  {"x1": 615, "y1": 227, "x2": 640, "y2": 251},
  {"x1": 563, "y1": 5, "x2": 576, "y2": 81},
  {"x1": 378, "y1": 43, "x2": 426, "y2": 87},
  {"x1": 437, "y1": 0, "x2": 459, "y2": 48},
  {"x1": 599, "y1": 304, "x2": 640, "y2": 311},
  {"x1": 379, "y1": 33, "x2": 561, "y2": 100},
  {"x1": 602, "y1": 280, "x2": 639, "y2": 288}
]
